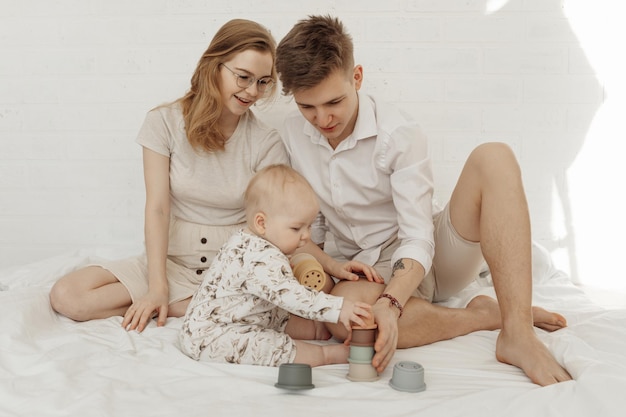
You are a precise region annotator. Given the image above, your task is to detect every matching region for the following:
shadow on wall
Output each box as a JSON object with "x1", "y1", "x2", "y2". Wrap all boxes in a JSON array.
[
  {"x1": 486, "y1": 0, "x2": 626, "y2": 289},
  {"x1": 562, "y1": 1, "x2": 626, "y2": 289},
  {"x1": 487, "y1": 1, "x2": 622, "y2": 289}
]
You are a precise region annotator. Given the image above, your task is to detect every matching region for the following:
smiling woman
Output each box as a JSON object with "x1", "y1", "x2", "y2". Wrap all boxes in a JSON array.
[
  {"x1": 48, "y1": 18, "x2": 289, "y2": 332},
  {"x1": 220, "y1": 62, "x2": 275, "y2": 93},
  {"x1": 217, "y1": 49, "x2": 275, "y2": 132}
]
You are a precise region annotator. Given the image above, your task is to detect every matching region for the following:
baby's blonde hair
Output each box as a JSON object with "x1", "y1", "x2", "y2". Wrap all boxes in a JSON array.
[{"x1": 244, "y1": 164, "x2": 318, "y2": 224}]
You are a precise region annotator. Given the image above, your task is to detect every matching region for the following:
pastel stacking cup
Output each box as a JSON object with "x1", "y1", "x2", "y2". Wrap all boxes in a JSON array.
[
  {"x1": 347, "y1": 361, "x2": 379, "y2": 382},
  {"x1": 275, "y1": 363, "x2": 315, "y2": 390},
  {"x1": 290, "y1": 253, "x2": 326, "y2": 291},
  {"x1": 350, "y1": 327, "x2": 377, "y2": 347},
  {"x1": 347, "y1": 324, "x2": 379, "y2": 381},
  {"x1": 389, "y1": 361, "x2": 426, "y2": 393},
  {"x1": 348, "y1": 345, "x2": 375, "y2": 363}
]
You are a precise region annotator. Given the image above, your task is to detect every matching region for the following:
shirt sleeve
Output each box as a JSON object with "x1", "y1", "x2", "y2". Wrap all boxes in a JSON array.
[
  {"x1": 310, "y1": 212, "x2": 328, "y2": 245},
  {"x1": 244, "y1": 250, "x2": 343, "y2": 323},
  {"x1": 251, "y1": 119, "x2": 290, "y2": 171},
  {"x1": 378, "y1": 122, "x2": 436, "y2": 273},
  {"x1": 135, "y1": 107, "x2": 171, "y2": 157}
]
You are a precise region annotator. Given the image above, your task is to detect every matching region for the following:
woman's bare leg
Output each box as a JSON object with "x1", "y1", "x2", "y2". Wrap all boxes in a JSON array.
[
  {"x1": 50, "y1": 266, "x2": 132, "y2": 320},
  {"x1": 167, "y1": 298, "x2": 191, "y2": 317}
]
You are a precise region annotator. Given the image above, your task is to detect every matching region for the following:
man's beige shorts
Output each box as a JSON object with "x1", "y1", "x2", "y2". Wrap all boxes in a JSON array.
[{"x1": 372, "y1": 203, "x2": 486, "y2": 303}]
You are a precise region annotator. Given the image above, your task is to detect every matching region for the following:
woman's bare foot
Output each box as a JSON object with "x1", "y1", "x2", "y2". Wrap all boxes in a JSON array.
[
  {"x1": 467, "y1": 295, "x2": 567, "y2": 331},
  {"x1": 496, "y1": 326, "x2": 572, "y2": 386}
]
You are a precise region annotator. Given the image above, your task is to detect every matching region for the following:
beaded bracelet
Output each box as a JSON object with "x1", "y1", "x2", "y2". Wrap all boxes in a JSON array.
[{"x1": 377, "y1": 293, "x2": 404, "y2": 318}]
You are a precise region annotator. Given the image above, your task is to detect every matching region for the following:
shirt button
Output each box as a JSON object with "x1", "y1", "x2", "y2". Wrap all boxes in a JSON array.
[
  {"x1": 196, "y1": 269, "x2": 203, "y2": 275},
  {"x1": 200, "y1": 238, "x2": 207, "y2": 244},
  {"x1": 201, "y1": 256, "x2": 207, "y2": 263}
]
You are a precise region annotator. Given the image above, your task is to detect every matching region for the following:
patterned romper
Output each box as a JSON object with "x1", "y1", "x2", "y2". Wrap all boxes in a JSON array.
[{"x1": 179, "y1": 230, "x2": 344, "y2": 366}]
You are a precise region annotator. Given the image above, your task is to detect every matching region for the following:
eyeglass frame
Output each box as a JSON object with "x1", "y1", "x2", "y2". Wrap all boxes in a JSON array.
[{"x1": 220, "y1": 63, "x2": 275, "y2": 93}]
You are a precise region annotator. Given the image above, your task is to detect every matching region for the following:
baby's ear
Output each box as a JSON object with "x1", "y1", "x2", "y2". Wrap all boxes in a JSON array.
[{"x1": 253, "y1": 212, "x2": 267, "y2": 234}]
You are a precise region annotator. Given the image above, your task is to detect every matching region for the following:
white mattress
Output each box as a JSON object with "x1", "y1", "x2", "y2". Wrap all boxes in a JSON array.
[{"x1": 1, "y1": 246, "x2": 625, "y2": 417}]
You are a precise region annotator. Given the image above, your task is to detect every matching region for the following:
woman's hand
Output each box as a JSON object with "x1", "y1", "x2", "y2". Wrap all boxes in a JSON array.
[
  {"x1": 329, "y1": 260, "x2": 385, "y2": 284},
  {"x1": 121, "y1": 289, "x2": 169, "y2": 332}
]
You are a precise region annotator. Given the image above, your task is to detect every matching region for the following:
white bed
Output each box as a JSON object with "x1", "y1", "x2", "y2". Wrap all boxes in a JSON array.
[{"x1": 1, "y1": 243, "x2": 625, "y2": 417}]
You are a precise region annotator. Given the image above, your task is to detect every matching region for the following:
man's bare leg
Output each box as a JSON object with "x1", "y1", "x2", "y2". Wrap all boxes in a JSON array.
[
  {"x1": 449, "y1": 142, "x2": 571, "y2": 385},
  {"x1": 328, "y1": 143, "x2": 571, "y2": 385},
  {"x1": 328, "y1": 281, "x2": 565, "y2": 346}
]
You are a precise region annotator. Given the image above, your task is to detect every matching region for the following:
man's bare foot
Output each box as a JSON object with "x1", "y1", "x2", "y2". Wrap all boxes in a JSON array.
[
  {"x1": 532, "y1": 306, "x2": 567, "y2": 331},
  {"x1": 496, "y1": 326, "x2": 572, "y2": 386},
  {"x1": 467, "y1": 295, "x2": 567, "y2": 331}
]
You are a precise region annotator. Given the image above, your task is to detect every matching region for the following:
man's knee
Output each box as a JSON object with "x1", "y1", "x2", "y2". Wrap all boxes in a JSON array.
[
  {"x1": 330, "y1": 279, "x2": 384, "y2": 304},
  {"x1": 470, "y1": 142, "x2": 520, "y2": 171}
]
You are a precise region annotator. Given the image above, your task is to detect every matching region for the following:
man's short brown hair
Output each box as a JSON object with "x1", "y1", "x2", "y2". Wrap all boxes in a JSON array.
[{"x1": 276, "y1": 15, "x2": 354, "y2": 95}]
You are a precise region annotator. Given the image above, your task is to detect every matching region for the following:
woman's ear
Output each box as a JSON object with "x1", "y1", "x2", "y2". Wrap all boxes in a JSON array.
[{"x1": 252, "y1": 212, "x2": 267, "y2": 235}]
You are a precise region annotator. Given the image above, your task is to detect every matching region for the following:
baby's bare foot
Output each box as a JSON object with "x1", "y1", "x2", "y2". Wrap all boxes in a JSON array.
[
  {"x1": 496, "y1": 327, "x2": 572, "y2": 386},
  {"x1": 314, "y1": 321, "x2": 332, "y2": 340},
  {"x1": 322, "y1": 343, "x2": 350, "y2": 365}
]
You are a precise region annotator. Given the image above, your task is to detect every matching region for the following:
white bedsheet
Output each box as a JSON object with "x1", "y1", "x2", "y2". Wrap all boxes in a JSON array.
[{"x1": 1, "y1": 247, "x2": 625, "y2": 417}]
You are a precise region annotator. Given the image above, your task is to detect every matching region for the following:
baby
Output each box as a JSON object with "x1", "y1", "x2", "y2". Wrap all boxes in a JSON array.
[{"x1": 179, "y1": 164, "x2": 371, "y2": 367}]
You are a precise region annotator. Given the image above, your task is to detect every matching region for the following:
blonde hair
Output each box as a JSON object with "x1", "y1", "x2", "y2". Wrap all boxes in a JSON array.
[
  {"x1": 244, "y1": 164, "x2": 318, "y2": 224},
  {"x1": 178, "y1": 19, "x2": 277, "y2": 153}
]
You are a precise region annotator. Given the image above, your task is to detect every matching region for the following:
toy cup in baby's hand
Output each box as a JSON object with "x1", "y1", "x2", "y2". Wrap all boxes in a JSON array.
[{"x1": 290, "y1": 253, "x2": 327, "y2": 291}]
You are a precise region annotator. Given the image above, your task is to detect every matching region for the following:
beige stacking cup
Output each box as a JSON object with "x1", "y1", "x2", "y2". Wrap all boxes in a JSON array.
[
  {"x1": 347, "y1": 323, "x2": 379, "y2": 382},
  {"x1": 290, "y1": 253, "x2": 327, "y2": 290}
]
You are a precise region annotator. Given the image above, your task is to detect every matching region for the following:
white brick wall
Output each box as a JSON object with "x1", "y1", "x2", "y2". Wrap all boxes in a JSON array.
[{"x1": 1, "y1": 0, "x2": 623, "y2": 288}]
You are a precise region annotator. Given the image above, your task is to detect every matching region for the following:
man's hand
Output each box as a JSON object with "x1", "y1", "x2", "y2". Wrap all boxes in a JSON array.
[
  {"x1": 371, "y1": 298, "x2": 401, "y2": 373},
  {"x1": 330, "y1": 260, "x2": 385, "y2": 284}
]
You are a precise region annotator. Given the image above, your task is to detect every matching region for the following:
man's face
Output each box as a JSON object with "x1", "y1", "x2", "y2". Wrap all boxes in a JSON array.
[{"x1": 292, "y1": 66, "x2": 362, "y2": 145}]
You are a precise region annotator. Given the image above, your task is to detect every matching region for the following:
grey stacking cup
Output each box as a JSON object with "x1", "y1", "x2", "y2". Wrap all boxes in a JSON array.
[
  {"x1": 275, "y1": 363, "x2": 315, "y2": 390},
  {"x1": 389, "y1": 361, "x2": 426, "y2": 393}
]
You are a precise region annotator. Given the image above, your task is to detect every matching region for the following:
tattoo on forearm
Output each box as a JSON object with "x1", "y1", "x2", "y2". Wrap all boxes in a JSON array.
[{"x1": 391, "y1": 259, "x2": 405, "y2": 278}]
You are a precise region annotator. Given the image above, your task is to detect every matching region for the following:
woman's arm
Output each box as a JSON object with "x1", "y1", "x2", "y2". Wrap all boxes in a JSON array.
[{"x1": 122, "y1": 147, "x2": 171, "y2": 332}]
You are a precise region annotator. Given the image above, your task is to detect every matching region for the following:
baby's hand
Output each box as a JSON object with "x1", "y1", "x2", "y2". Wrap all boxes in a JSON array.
[{"x1": 338, "y1": 299, "x2": 372, "y2": 340}]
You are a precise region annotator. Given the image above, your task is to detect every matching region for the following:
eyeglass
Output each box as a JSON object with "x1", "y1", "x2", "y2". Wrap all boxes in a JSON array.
[{"x1": 220, "y1": 63, "x2": 275, "y2": 93}]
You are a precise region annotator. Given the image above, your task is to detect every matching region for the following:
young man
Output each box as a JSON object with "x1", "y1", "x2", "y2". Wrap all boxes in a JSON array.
[{"x1": 275, "y1": 15, "x2": 572, "y2": 386}]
